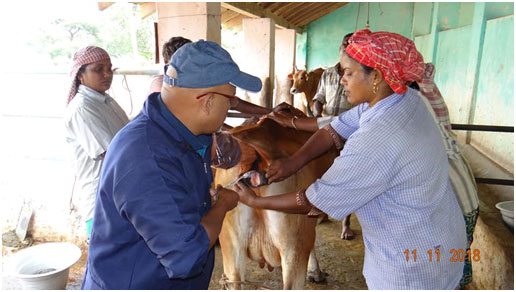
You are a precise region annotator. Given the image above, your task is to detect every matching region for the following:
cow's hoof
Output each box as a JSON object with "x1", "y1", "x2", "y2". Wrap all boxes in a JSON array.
[
  {"x1": 307, "y1": 270, "x2": 328, "y2": 283},
  {"x1": 340, "y1": 228, "x2": 355, "y2": 240}
]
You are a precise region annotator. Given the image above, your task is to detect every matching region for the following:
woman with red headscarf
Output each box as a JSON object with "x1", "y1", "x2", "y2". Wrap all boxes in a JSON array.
[
  {"x1": 235, "y1": 30, "x2": 467, "y2": 289},
  {"x1": 64, "y1": 46, "x2": 129, "y2": 238}
]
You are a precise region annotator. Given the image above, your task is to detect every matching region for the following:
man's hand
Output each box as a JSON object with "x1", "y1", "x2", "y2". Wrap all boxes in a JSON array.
[
  {"x1": 210, "y1": 184, "x2": 239, "y2": 211},
  {"x1": 234, "y1": 182, "x2": 258, "y2": 207},
  {"x1": 202, "y1": 185, "x2": 239, "y2": 248},
  {"x1": 266, "y1": 157, "x2": 300, "y2": 183},
  {"x1": 313, "y1": 100, "x2": 323, "y2": 118}
]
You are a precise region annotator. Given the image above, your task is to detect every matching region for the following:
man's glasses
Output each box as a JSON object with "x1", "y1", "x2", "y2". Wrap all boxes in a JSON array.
[{"x1": 196, "y1": 92, "x2": 239, "y2": 108}]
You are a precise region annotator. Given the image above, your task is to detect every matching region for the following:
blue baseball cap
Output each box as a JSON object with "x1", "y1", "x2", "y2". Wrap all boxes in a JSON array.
[{"x1": 164, "y1": 40, "x2": 262, "y2": 93}]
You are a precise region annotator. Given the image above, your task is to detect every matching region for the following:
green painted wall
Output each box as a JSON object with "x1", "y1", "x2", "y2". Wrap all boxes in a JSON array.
[
  {"x1": 306, "y1": 2, "x2": 414, "y2": 69},
  {"x1": 295, "y1": 32, "x2": 307, "y2": 69},
  {"x1": 434, "y1": 25, "x2": 472, "y2": 125},
  {"x1": 302, "y1": 2, "x2": 514, "y2": 172},
  {"x1": 471, "y1": 15, "x2": 514, "y2": 168},
  {"x1": 438, "y1": 2, "x2": 475, "y2": 30}
]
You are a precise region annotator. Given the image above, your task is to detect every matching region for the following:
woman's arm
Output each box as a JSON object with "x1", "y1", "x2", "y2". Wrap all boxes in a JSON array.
[
  {"x1": 265, "y1": 111, "x2": 320, "y2": 132},
  {"x1": 313, "y1": 100, "x2": 323, "y2": 117},
  {"x1": 234, "y1": 182, "x2": 311, "y2": 214},
  {"x1": 266, "y1": 128, "x2": 334, "y2": 182}
]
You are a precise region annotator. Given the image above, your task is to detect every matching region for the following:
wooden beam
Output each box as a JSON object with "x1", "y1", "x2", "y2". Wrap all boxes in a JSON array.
[
  {"x1": 274, "y1": 2, "x2": 305, "y2": 16},
  {"x1": 222, "y1": 9, "x2": 242, "y2": 24},
  {"x1": 223, "y1": 14, "x2": 247, "y2": 32},
  {"x1": 222, "y1": 2, "x2": 303, "y2": 33},
  {"x1": 284, "y1": 3, "x2": 321, "y2": 23},
  {"x1": 267, "y1": 2, "x2": 286, "y2": 13},
  {"x1": 98, "y1": 2, "x2": 114, "y2": 11},
  {"x1": 139, "y1": 2, "x2": 156, "y2": 19},
  {"x1": 290, "y1": 3, "x2": 332, "y2": 25},
  {"x1": 298, "y1": 3, "x2": 347, "y2": 26},
  {"x1": 259, "y1": 2, "x2": 275, "y2": 10}
]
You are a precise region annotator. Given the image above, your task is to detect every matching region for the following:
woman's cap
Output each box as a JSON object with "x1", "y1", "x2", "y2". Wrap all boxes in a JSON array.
[{"x1": 164, "y1": 40, "x2": 262, "y2": 93}]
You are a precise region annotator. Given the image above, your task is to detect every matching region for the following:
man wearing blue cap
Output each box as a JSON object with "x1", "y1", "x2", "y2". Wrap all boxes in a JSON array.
[{"x1": 82, "y1": 40, "x2": 262, "y2": 289}]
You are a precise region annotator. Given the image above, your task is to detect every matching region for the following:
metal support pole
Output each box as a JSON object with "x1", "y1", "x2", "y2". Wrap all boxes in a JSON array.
[
  {"x1": 451, "y1": 124, "x2": 514, "y2": 133},
  {"x1": 475, "y1": 178, "x2": 514, "y2": 186}
]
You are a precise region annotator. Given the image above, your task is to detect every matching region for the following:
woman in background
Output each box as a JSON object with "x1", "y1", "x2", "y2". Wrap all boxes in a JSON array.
[{"x1": 64, "y1": 46, "x2": 129, "y2": 238}]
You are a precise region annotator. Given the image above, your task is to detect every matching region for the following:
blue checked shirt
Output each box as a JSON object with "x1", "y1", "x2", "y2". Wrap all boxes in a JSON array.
[{"x1": 306, "y1": 88, "x2": 467, "y2": 289}]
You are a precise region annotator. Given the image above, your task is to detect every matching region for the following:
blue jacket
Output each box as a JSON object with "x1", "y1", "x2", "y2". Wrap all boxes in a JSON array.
[{"x1": 82, "y1": 93, "x2": 214, "y2": 289}]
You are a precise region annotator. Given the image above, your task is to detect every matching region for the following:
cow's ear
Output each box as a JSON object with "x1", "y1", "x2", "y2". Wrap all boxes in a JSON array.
[{"x1": 287, "y1": 73, "x2": 293, "y2": 80}]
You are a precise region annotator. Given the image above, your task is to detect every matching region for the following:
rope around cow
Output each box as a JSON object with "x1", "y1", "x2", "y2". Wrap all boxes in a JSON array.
[{"x1": 219, "y1": 273, "x2": 274, "y2": 290}]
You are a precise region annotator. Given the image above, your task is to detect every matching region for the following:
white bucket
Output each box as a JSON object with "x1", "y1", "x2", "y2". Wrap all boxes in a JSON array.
[
  {"x1": 495, "y1": 201, "x2": 514, "y2": 229},
  {"x1": 7, "y1": 242, "x2": 82, "y2": 290}
]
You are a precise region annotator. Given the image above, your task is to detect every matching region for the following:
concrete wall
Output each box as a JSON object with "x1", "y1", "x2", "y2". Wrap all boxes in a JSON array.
[
  {"x1": 302, "y1": 2, "x2": 514, "y2": 173},
  {"x1": 275, "y1": 29, "x2": 296, "y2": 106},
  {"x1": 472, "y1": 15, "x2": 514, "y2": 170},
  {"x1": 157, "y1": 2, "x2": 221, "y2": 63}
]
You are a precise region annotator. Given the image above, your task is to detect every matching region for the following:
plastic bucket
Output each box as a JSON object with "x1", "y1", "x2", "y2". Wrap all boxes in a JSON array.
[
  {"x1": 495, "y1": 201, "x2": 514, "y2": 229},
  {"x1": 7, "y1": 242, "x2": 82, "y2": 290}
]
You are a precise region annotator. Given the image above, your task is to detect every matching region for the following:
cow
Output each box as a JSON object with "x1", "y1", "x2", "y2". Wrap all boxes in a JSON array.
[
  {"x1": 214, "y1": 118, "x2": 339, "y2": 289},
  {"x1": 287, "y1": 68, "x2": 324, "y2": 117}
]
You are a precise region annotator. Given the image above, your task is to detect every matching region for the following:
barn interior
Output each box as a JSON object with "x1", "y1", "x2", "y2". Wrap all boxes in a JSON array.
[{"x1": 2, "y1": 2, "x2": 513, "y2": 290}]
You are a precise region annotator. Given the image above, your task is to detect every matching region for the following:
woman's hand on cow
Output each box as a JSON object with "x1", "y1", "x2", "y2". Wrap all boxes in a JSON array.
[
  {"x1": 266, "y1": 157, "x2": 299, "y2": 183},
  {"x1": 272, "y1": 102, "x2": 294, "y2": 113},
  {"x1": 234, "y1": 181, "x2": 258, "y2": 207},
  {"x1": 273, "y1": 102, "x2": 306, "y2": 117},
  {"x1": 260, "y1": 111, "x2": 294, "y2": 128},
  {"x1": 211, "y1": 184, "x2": 239, "y2": 212}
]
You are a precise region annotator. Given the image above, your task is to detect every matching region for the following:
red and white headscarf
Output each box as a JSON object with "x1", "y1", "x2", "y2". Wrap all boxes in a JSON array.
[
  {"x1": 346, "y1": 29, "x2": 424, "y2": 94},
  {"x1": 67, "y1": 46, "x2": 111, "y2": 104}
]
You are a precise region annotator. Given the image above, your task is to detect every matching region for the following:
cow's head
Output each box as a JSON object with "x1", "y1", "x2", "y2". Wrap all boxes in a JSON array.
[
  {"x1": 213, "y1": 118, "x2": 313, "y2": 189},
  {"x1": 287, "y1": 69, "x2": 310, "y2": 95}
]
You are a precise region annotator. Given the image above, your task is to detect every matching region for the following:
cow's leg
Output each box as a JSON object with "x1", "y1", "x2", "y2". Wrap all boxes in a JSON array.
[
  {"x1": 307, "y1": 248, "x2": 328, "y2": 283},
  {"x1": 219, "y1": 215, "x2": 246, "y2": 290},
  {"x1": 340, "y1": 214, "x2": 355, "y2": 240},
  {"x1": 281, "y1": 251, "x2": 310, "y2": 290},
  {"x1": 220, "y1": 246, "x2": 246, "y2": 289}
]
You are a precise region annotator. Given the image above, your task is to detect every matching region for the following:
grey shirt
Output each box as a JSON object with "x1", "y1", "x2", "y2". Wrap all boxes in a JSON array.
[
  {"x1": 313, "y1": 63, "x2": 354, "y2": 116},
  {"x1": 64, "y1": 85, "x2": 129, "y2": 221}
]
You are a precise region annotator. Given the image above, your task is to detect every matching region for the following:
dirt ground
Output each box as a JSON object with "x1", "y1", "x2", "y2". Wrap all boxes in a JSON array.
[
  {"x1": 3, "y1": 215, "x2": 366, "y2": 290},
  {"x1": 209, "y1": 215, "x2": 367, "y2": 290}
]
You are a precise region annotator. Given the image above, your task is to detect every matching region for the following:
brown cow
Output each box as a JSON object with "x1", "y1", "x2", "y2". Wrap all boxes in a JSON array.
[
  {"x1": 287, "y1": 68, "x2": 324, "y2": 117},
  {"x1": 214, "y1": 118, "x2": 338, "y2": 289}
]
